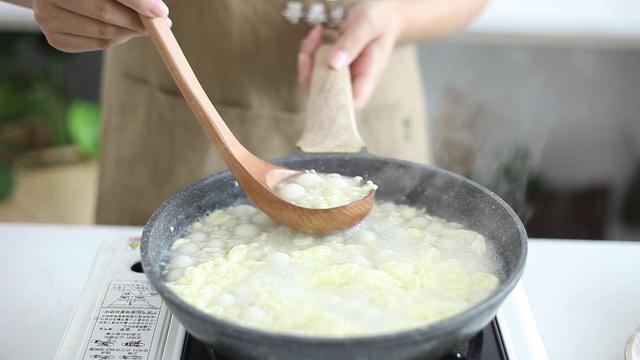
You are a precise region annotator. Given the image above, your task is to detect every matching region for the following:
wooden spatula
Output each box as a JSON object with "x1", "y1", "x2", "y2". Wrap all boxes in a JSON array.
[{"x1": 140, "y1": 17, "x2": 374, "y2": 234}]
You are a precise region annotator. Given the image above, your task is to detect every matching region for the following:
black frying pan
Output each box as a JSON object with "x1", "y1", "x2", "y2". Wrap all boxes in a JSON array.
[
  {"x1": 141, "y1": 152, "x2": 526, "y2": 360},
  {"x1": 140, "y1": 33, "x2": 527, "y2": 360}
]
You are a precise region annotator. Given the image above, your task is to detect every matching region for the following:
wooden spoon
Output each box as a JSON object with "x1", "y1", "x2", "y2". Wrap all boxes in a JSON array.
[{"x1": 140, "y1": 17, "x2": 374, "y2": 234}]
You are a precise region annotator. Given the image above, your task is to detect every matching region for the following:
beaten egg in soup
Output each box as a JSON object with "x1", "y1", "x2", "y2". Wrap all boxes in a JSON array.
[{"x1": 164, "y1": 201, "x2": 501, "y2": 337}]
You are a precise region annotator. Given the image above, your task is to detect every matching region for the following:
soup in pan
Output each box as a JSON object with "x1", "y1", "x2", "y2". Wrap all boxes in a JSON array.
[{"x1": 164, "y1": 201, "x2": 500, "y2": 337}]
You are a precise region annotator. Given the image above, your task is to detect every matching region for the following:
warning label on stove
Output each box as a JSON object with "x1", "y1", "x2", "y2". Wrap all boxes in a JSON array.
[{"x1": 82, "y1": 280, "x2": 164, "y2": 360}]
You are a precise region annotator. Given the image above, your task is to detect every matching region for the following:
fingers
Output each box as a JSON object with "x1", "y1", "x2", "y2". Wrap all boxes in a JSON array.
[
  {"x1": 33, "y1": 0, "x2": 173, "y2": 52},
  {"x1": 297, "y1": 54, "x2": 312, "y2": 91},
  {"x1": 350, "y1": 38, "x2": 394, "y2": 109},
  {"x1": 38, "y1": 2, "x2": 143, "y2": 40},
  {"x1": 297, "y1": 25, "x2": 324, "y2": 91},
  {"x1": 329, "y1": 9, "x2": 382, "y2": 70},
  {"x1": 115, "y1": 0, "x2": 168, "y2": 18},
  {"x1": 350, "y1": 44, "x2": 377, "y2": 109},
  {"x1": 299, "y1": 24, "x2": 324, "y2": 56},
  {"x1": 319, "y1": 2, "x2": 400, "y2": 108},
  {"x1": 43, "y1": 31, "x2": 132, "y2": 53},
  {"x1": 52, "y1": 0, "x2": 147, "y2": 33}
]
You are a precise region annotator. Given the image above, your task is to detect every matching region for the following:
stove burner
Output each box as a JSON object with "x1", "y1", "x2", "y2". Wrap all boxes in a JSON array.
[{"x1": 180, "y1": 319, "x2": 508, "y2": 360}]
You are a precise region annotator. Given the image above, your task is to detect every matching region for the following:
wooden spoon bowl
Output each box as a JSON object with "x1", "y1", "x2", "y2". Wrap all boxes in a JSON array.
[{"x1": 141, "y1": 17, "x2": 374, "y2": 234}]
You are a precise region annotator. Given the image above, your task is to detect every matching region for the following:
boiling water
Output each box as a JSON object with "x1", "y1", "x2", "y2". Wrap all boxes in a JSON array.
[{"x1": 164, "y1": 202, "x2": 500, "y2": 337}]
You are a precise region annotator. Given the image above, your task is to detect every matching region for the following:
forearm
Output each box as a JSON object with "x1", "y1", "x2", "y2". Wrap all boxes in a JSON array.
[
  {"x1": 393, "y1": 0, "x2": 488, "y2": 43},
  {"x1": 3, "y1": 0, "x2": 33, "y2": 9}
]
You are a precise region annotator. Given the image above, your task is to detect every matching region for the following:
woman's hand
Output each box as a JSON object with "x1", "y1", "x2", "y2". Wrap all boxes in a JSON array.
[
  {"x1": 298, "y1": 0, "x2": 488, "y2": 109},
  {"x1": 31, "y1": 0, "x2": 171, "y2": 52},
  {"x1": 298, "y1": 1, "x2": 402, "y2": 110}
]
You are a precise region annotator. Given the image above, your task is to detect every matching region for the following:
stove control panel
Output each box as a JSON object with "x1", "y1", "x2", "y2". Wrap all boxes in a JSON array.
[{"x1": 55, "y1": 237, "x2": 172, "y2": 360}]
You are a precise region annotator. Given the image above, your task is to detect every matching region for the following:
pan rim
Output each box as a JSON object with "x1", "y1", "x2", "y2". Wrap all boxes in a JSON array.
[{"x1": 141, "y1": 154, "x2": 528, "y2": 346}]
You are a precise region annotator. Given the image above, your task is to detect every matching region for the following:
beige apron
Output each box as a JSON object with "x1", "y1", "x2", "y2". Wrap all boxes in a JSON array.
[{"x1": 96, "y1": 0, "x2": 431, "y2": 225}]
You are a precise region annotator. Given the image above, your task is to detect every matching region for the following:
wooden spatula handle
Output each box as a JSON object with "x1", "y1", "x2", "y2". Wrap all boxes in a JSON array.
[
  {"x1": 297, "y1": 41, "x2": 365, "y2": 153},
  {"x1": 140, "y1": 16, "x2": 250, "y2": 165}
]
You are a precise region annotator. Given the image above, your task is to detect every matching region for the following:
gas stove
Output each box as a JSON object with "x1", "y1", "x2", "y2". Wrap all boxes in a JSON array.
[
  {"x1": 55, "y1": 235, "x2": 548, "y2": 360},
  {"x1": 178, "y1": 319, "x2": 506, "y2": 360}
]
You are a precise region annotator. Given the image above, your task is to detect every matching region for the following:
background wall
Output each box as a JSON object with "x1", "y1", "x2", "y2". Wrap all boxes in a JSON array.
[
  {"x1": 418, "y1": 41, "x2": 640, "y2": 239},
  {"x1": 2, "y1": 11, "x2": 640, "y2": 239}
]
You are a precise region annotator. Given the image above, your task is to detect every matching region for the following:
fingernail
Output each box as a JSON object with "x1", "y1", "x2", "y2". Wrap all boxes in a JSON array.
[
  {"x1": 330, "y1": 50, "x2": 349, "y2": 69},
  {"x1": 149, "y1": 0, "x2": 169, "y2": 17},
  {"x1": 165, "y1": 17, "x2": 172, "y2": 27}
]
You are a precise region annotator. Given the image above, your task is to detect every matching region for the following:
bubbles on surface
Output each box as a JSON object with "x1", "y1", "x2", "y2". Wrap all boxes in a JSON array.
[
  {"x1": 275, "y1": 170, "x2": 377, "y2": 209},
  {"x1": 169, "y1": 254, "x2": 194, "y2": 269},
  {"x1": 164, "y1": 202, "x2": 501, "y2": 337}
]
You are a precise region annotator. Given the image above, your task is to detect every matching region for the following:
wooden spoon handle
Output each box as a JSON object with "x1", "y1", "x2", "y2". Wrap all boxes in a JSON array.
[
  {"x1": 140, "y1": 16, "x2": 251, "y2": 165},
  {"x1": 297, "y1": 40, "x2": 365, "y2": 153}
]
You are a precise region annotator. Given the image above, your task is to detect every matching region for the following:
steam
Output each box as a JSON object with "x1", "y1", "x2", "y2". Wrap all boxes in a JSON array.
[{"x1": 432, "y1": 88, "x2": 547, "y2": 222}]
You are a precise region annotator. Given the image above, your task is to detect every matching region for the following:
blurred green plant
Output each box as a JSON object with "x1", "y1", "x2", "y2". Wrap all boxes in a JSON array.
[
  {"x1": 67, "y1": 101, "x2": 101, "y2": 158},
  {"x1": 0, "y1": 72, "x2": 68, "y2": 144},
  {"x1": 0, "y1": 33, "x2": 101, "y2": 200}
]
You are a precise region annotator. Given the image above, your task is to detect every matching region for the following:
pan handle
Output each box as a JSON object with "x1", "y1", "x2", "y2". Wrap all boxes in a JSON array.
[{"x1": 297, "y1": 30, "x2": 366, "y2": 154}]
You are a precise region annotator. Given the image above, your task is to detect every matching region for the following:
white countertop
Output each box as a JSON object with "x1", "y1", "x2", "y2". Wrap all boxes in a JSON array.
[
  {"x1": 1, "y1": 0, "x2": 640, "y2": 47},
  {"x1": 1, "y1": 223, "x2": 639, "y2": 360}
]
